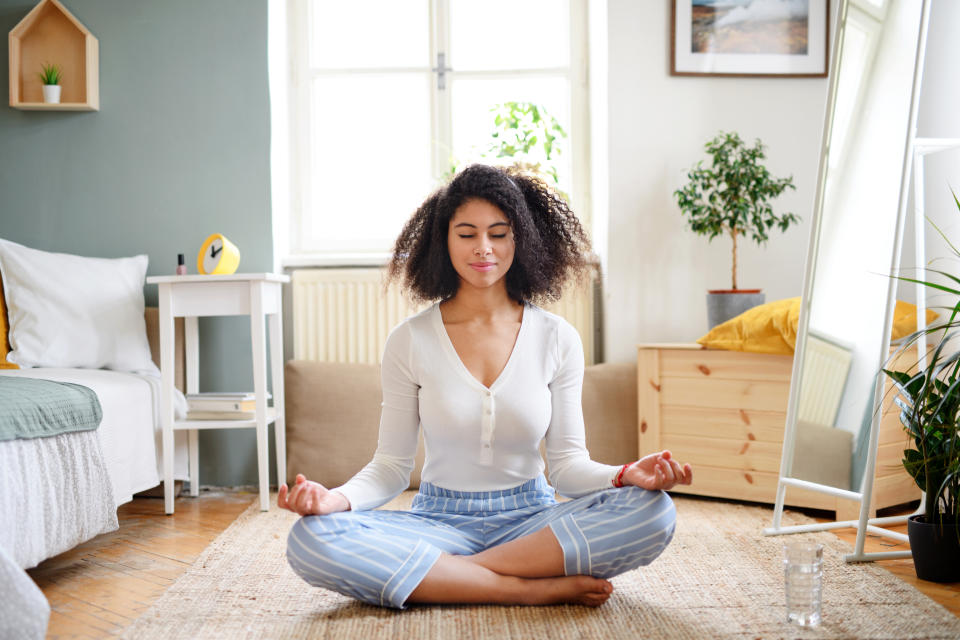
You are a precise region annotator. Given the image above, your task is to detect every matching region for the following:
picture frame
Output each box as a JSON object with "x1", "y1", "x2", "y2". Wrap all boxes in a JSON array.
[{"x1": 671, "y1": 0, "x2": 829, "y2": 78}]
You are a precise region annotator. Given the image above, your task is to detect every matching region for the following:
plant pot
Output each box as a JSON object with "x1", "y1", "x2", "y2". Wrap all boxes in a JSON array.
[
  {"x1": 907, "y1": 514, "x2": 960, "y2": 583},
  {"x1": 41, "y1": 84, "x2": 61, "y2": 104},
  {"x1": 706, "y1": 289, "x2": 765, "y2": 329}
]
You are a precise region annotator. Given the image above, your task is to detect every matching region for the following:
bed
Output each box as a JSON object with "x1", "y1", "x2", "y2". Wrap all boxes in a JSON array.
[{"x1": 0, "y1": 304, "x2": 189, "y2": 570}]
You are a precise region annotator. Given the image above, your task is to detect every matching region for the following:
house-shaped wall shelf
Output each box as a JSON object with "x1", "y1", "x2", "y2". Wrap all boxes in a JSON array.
[{"x1": 8, "y1": 0, "x2": 99, "y2": 111}]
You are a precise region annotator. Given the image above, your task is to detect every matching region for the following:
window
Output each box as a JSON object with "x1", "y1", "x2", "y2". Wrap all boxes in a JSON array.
[{"x1": 284, "y1": 0, "x2": 589, "y2": 261}]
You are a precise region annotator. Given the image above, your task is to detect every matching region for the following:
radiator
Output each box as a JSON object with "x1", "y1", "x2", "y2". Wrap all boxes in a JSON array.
[
  {"x1": 796, "y1": 332, "x2": 853, "y2": 427},
  {"x1": 292, "y1": 268, "x2": 599, "y2": 365}
]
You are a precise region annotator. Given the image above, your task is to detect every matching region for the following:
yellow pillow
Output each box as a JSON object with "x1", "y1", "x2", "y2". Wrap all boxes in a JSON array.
[
  {"x1": 696, "y1": 298, "x2": 937, "y2": 355},
  {"x1": 0, "y1": 273, "x2": 19, "y2": 369},
  {"x1": 697, "y1": 297, "x2": 800, "y2": 355},
  {"x1": 891, "y1": 300, "x2": 939, "y2": 341}
]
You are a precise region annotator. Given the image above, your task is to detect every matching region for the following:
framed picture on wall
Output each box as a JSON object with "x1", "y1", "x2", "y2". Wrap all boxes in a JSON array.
[{"x1": 671, "y1": 0, "x2": 829, "y2": 77}]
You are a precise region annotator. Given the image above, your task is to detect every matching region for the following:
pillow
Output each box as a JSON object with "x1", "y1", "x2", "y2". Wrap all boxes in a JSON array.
[
  {"x1": 891, "y1": 300, "x2": 939, "y2": 341},
  {"x1": 697, "y1": 297, "x2": 800, "y2": 355},
  {"x1": 697, "y1": 297, "x2": 939, "y2": 355},
  {"x1": 0, "y1": 275, "x2": 18, "y2": 369},
  {"x1": 0, "y1": 239, "x2": 158, "y2": 373}
]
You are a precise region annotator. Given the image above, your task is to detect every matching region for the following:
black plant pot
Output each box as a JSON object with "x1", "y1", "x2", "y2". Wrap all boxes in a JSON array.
[{"x1": 907, "y1": 515, "x2": 960, "y2": 583}]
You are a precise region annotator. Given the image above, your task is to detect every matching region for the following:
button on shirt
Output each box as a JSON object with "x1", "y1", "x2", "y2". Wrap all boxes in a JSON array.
[{"x1": 335, "y1": 303, "x2": 620, "y2": 511}]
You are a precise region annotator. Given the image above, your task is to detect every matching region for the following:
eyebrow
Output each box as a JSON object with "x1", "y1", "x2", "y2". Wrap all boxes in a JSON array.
[{"x1": 453, "y1": 222, "x2": 510, "y2": 229}]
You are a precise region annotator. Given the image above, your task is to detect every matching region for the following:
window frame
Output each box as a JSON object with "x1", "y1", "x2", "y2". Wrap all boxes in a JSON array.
[{"x1": 281, "y1": 0, "x2": 591, "y2": 266}]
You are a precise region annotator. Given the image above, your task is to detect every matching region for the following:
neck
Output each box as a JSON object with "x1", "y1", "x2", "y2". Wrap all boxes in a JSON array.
[{"x1": 441, "y1": 282, "x2": 521, "y2": 322}]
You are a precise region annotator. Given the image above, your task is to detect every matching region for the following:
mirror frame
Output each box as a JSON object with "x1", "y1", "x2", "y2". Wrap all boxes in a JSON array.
[{"x1": 765, "y1": 0, "x2": 932, "y2": 563}]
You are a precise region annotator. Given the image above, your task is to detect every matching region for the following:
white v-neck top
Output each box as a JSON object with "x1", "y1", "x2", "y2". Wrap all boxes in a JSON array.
[{"x1": 334, "y1": 303, "x2": 621, "y2": 511}]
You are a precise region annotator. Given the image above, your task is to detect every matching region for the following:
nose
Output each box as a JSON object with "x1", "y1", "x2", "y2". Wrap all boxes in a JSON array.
[{"x1": 474, "y1": 245, "x2": 492, "y2": 258}]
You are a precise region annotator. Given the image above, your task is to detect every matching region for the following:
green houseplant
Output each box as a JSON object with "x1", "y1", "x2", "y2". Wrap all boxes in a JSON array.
[
  {"x1": 674, "y1": 131, "x2": 799, "y2": 327},
  {"x1": 444, "y1": 101, "x2": 568, "y2": 194},
  {"x1": 882, "y1": 190, "x2": 960, "y2": 582},
  {"x1": 38, "y1": 62, "x2": 62, "y2": 104}
]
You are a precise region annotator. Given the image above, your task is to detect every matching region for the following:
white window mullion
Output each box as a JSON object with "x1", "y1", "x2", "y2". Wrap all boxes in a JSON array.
[
  {"x1": 288, "y1": 0, "x2": 313, "y2": 256},
  {"x1": 432, "y1": 0, "x2": 453, "y2": 179},
  {"x1": 570, "y1": 0, "x2": 591, "y2": 234}
]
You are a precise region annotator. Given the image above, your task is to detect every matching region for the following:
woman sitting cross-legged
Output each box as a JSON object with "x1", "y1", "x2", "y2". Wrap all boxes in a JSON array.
[{"x1": 279, "y1": 164, "x2": 693, "y2": 609}]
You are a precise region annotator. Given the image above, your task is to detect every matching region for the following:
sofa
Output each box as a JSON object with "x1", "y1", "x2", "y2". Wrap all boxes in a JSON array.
[{"x1": 284, "y1": 360, "x2": 638, "y2": 489}]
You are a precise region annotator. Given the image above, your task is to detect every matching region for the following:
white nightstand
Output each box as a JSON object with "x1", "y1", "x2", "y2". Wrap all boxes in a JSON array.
[{"x1": 147, "y1": 273, "x2": 290, "y2": 514}]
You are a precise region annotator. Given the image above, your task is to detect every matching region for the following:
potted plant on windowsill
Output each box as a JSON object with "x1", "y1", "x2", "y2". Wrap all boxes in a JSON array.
[
  {"x1": 882, "y1": 190, "x2": 960, "y2": 583},
  {"x1": 38, "y1": 62, "x2": 62, "y2": 104},
  {"x1": 674, "y1": 131, "x2": 799, "y2": 328}
]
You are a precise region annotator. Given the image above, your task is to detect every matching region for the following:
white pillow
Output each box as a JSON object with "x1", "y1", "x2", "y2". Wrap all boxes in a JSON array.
[{"x1": 0, "y1": 239, "x2": 159, "y2": 374}]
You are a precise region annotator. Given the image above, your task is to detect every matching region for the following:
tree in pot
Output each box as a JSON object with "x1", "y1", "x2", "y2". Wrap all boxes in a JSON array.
[
  {"x1": 674, "y1": 131, "x2": 799, "y2": 328},
  {"x1": 882, "y1": 191, "x2": 960, "y2": 582}
]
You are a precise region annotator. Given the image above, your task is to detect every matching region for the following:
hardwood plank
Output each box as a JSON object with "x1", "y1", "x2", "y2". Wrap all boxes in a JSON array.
[
  {"x1": 660, "y1": 349, "x2": 794, "y2": 382},
  {"x1": 661, "y1": 433, "x2": 783, "y2": 473},
  {"x1": 29, "y1": 490, "x2": 254, "y2": 639},
  {"x1": 661, "y1": 376, "x2": 791, "y2": 412},
  {"x1": 660, "y1": 405, "x2": 788, "y2": 443},
  {"x1": 637, "y1": 347, "x2": 662, "y2": 453}
]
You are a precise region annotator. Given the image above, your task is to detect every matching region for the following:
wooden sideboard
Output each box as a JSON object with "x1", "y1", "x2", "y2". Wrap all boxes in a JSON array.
[{"x1": 637, "y1": 344, "x2": 919, "y2": 519}]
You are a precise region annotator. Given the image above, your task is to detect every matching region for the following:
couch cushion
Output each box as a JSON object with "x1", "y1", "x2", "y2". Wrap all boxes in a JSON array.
[
  {"x1": 284, "y1": 360, "x2": 637, "y2": 491},
  {"x1": 581, "y1": 362, "x2": 637, "y2": 464},
  {"x1": 284, "y1": 360, "x2": 425, "y2": 489}
]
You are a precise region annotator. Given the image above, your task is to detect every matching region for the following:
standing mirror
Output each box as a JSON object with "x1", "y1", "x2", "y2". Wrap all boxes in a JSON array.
[{"x1": 764, "y1": 0, "x2": 930, "y2": 562}]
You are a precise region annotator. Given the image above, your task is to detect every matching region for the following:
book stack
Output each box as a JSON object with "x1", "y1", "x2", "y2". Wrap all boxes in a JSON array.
[{"x1": 185, "y1": 392, "x2": 272, "y2": 420}]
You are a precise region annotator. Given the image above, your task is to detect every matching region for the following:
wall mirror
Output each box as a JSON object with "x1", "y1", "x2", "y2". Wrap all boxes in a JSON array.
[{"x1": 766, "y1": 0, "x2": 930, "y2": 562}]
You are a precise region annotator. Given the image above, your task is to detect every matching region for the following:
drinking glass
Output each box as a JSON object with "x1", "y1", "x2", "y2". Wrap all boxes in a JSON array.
[{"x1": 783, "y1": 541, "x2": 823, "y2": 626}]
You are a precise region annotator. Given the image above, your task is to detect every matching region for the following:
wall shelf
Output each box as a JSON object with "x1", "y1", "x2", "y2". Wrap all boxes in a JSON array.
[{"x1": 8, "y1": 0, "x2": 99, "y2": 111}]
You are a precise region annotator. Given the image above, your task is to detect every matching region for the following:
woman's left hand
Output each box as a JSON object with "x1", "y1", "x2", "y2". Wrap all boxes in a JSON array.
[{"x1": 622, "y1": 450, "x2": 693, "y2": 491}]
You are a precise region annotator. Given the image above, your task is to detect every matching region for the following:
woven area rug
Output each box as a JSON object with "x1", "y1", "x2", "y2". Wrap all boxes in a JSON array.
[{"x1": 122, "y1": 493, "x2": 960, "y2": 639}]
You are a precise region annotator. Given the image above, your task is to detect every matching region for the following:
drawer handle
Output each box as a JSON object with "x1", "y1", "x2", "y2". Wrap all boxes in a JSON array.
[
  {"x1": 744, "y1": 473, "x2": 754, "y2": 484},
  {"x1": 698, "y1": 364, "x2": 711, "y2": 376},
  {"x1": 648, "y1": 380, "x2": 661, "y2": 392},
  {"x1": 747, "y1": 432, "x2": 756, "y2": 441},
  {"x1": 739, "y1": 442, "x2": 750, "y2": 455},
  {"x1": 739, "y1": 409, "x2": 751, "y2": 425},
  {"x1": 640, "y1": 420, "x2": 648, "y2": 433}
]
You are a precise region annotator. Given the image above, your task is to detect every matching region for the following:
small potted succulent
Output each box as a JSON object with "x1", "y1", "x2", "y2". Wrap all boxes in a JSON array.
[
  {"x1": 674, "y1": 131, "x2": 799, "y2": 328},
  {"x1": 882, "y1": 189, "x2": 960, "y2": 583},
  {"x1": 38, "y1": 62, "x2": 62, "y2": 104}
]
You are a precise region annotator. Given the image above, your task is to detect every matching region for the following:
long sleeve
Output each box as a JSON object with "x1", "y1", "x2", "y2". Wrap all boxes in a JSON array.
[
  {"x1": 544, "y1": 321, "x2": 620, "y2": 497},
  {"x1": 332, "y1": 322, "x2": 421, "y2": 511}
]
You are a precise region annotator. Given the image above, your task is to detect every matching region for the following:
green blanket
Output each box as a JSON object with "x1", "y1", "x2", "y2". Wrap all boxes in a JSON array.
[{"x1": 0, "y1": 377, "x2": 102, "y2": 442}]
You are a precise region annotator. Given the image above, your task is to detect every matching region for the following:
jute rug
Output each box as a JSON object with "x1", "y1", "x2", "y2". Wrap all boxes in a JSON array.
[{"x1": 122, "y1": 493, "x2": 960, "y2": 639}]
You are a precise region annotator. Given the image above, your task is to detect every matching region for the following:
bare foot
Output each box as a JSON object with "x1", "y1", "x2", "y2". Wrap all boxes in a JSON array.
[{"x1": 513, "y1": 575, "x2": 613, "y2": 607}]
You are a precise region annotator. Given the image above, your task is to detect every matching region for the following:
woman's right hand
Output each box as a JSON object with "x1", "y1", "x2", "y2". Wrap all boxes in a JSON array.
[{"x1": 278, "y1": 473, "x2": 350, "y2": 516}]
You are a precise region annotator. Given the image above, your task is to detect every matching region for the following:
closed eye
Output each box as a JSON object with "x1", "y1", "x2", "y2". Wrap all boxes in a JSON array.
[{"x1": 491, "y1": 234, "x2": 507, "y2": 239}]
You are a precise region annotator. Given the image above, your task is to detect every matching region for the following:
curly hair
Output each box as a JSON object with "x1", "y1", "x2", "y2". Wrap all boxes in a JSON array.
[{"x1": 387, "y1": 164, "x2": 592, "y2": 305}]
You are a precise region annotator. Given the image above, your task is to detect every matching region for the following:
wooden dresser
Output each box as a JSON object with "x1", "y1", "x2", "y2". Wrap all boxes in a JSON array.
[{"x1": 637, "y1": 343, "x2": 919, "y2": 519}]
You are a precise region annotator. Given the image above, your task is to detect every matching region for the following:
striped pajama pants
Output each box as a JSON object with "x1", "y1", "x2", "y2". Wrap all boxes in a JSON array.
[{"x1": 286, "y1": 475, "x2": 676, "y2": 609}]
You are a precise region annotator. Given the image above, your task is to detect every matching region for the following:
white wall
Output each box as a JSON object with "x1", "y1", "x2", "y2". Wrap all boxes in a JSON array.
[
  {"x1": 901, "y1": 0, "x2": 960, "y2": 308},
  {"x1": 602, "y1": 0, "x2": 833, "y2": 362}
]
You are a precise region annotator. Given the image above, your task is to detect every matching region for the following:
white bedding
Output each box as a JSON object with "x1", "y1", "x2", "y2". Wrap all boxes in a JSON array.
[{"x1": 0, "y1": 369, "x2": 189, "y2": 568}]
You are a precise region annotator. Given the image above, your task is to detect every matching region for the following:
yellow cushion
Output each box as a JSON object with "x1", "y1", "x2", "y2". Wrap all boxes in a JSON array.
[
  {"x1": 696, "y1": 298, "x2": 937, "y2": 355},
  {"x1": 891, "y1": 300, "x2": 939, "y2": 341},
  {"x1": 697, "y1": 297, "x2": 800, "y2": 355},
  {"x1": 0, "y1": 273, "x2": 19, "y2": 369}
]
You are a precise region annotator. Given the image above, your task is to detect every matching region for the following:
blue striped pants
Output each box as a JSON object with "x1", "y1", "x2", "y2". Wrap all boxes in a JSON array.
[{"x1": 286, "y1": 475, "x2": 676, "y2": 609}]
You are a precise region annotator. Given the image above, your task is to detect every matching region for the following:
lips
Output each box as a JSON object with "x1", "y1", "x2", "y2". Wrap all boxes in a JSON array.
[{"x1": 470, "y1": 262, "x2": 496, "y2": 272}]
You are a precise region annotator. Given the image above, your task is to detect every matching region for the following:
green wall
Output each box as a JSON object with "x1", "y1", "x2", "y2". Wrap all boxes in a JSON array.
[{"x1": 0, "y1": 0, "x2": 274, "y2": 487}]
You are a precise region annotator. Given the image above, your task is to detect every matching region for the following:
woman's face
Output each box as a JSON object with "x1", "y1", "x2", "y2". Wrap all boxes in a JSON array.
[{"x1": 447, "y1": 198, "x2": 515, "y2": 293}]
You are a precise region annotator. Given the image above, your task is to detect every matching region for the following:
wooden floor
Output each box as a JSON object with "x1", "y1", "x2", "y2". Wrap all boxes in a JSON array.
[
  {"x1": 26, "y1": 493, "x2": 960, "y2": 639},
  {"x1": 28, "y1": 490, "x2": 255, "y2": 639}
]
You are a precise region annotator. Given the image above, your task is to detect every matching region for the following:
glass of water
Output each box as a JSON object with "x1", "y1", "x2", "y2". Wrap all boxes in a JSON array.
[{"x1": 783, "y1": 541, "x2": 823, "y2": 626}]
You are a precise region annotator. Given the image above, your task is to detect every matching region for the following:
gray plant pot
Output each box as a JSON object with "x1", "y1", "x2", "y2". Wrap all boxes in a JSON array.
[{"x1": 706, "y1": 289, "x2": 765, "y2": 329}]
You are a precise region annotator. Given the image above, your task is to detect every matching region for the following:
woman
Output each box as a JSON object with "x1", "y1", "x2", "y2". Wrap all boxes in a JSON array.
[{"x1": 280, "y1": 165, "x2": 692, "y2": 609}]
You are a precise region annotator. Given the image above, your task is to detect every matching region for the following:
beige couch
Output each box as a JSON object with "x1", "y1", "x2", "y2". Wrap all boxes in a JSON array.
[{"x1": 284, "y1": 360, "x2": 638, "y2": 489}]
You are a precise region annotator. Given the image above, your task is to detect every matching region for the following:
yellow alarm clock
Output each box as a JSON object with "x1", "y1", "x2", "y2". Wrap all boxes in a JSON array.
[{"x1": 197, "y1": 233, "x2": 241, "y2": 275}]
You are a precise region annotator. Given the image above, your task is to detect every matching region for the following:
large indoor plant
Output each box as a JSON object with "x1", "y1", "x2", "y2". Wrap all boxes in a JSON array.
[
  {"x1": 674, "y1": 131, "x2": 799, "y2": 327},
  {"x1": 882, "y1": 190, "x2": 960, "y2": 582}
]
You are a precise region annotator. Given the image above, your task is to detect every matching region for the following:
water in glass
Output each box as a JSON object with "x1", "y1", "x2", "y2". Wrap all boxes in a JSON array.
[{"x1": 783, "y1": 541, "x2": 823, "y2": 626}]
